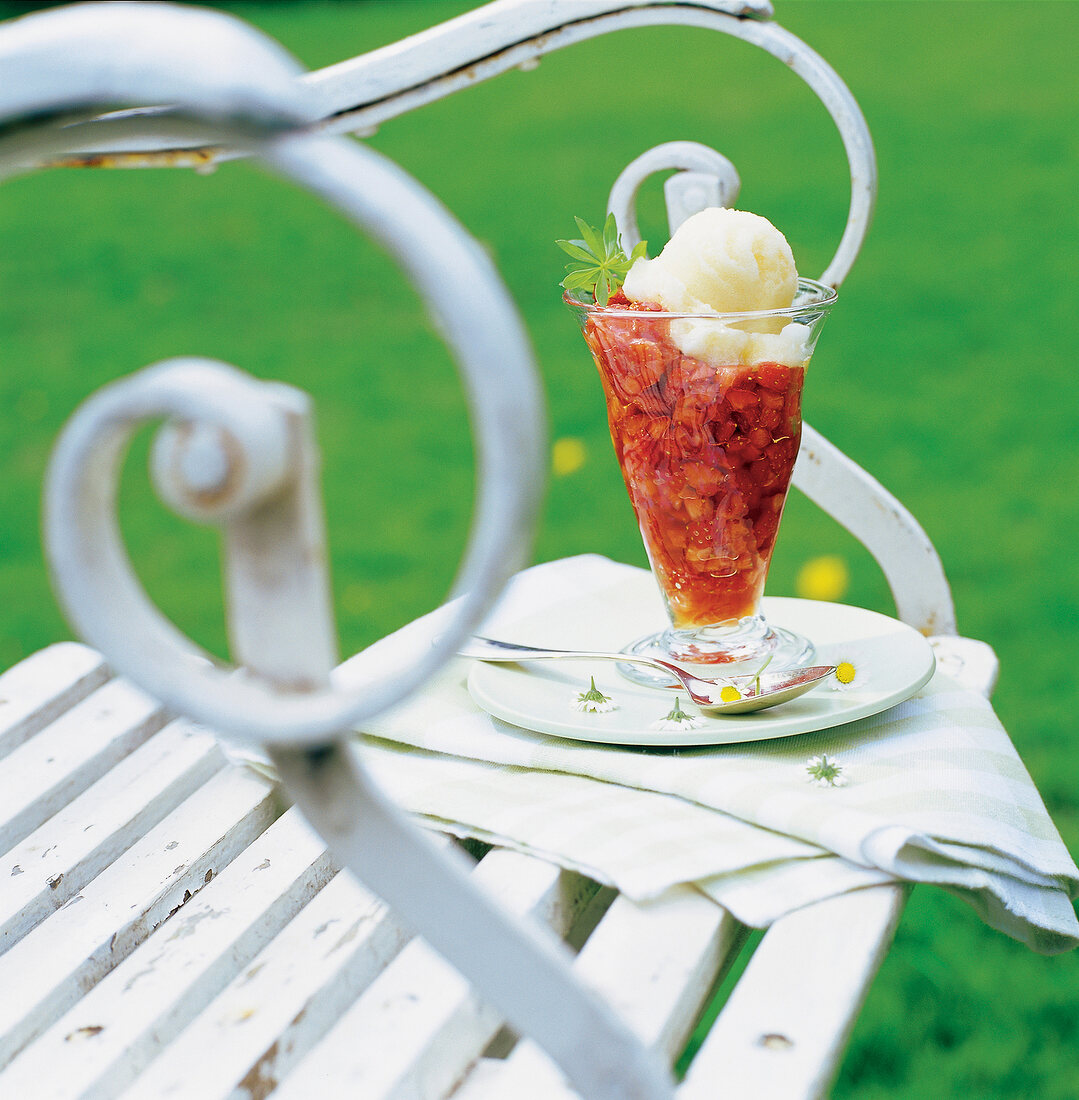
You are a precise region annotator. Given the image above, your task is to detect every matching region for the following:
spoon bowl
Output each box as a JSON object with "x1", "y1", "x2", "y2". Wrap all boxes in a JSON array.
[{"x1": 460, "y1": 636, "x2": 835, "y2": 715}]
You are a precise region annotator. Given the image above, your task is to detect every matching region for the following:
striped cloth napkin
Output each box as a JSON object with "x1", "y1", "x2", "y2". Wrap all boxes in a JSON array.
[{"x1": 333, "y1": 556, "x2": 1079, "y2": 954}]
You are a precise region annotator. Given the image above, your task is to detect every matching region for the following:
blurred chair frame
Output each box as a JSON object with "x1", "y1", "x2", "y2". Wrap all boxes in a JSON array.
[{"x1": 0, "y1": 2, "x2": 996, "y2": 1098}]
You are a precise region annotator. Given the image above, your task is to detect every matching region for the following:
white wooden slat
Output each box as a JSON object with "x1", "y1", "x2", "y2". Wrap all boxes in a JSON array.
[
  {"x1": 270, "y1": 850, "x2": 601, "y2": 1100},
  {"x1": 0, "y1": 676, "x2": 168, "y2": 852},
  {"x1": 0, "y1": 718, "x2": 225, "y2": 955},
  {"x1": 679, "y1": 884, "x2": 906, "y2": 1100},
  {"x1": 115, "y1": 853, "x2": 422, "y2": 1100},
  {"x1": 0, "y1": 765, "x2": 278, "y2": 1069},
  {"x1": 0, "y1": 643, "x2": 110, "y2": 759},
  {"x1": 0, "y1": 807, "x2": 335, "y2": 1100},
  {"x1": 452, "y1": 887, "x2": 745, "y2": 1100}
]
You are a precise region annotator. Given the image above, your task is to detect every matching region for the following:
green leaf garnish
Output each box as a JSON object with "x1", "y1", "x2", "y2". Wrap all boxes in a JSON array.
[{"x1": 556, "y1": 213, "x2": 647, "y2": 306}]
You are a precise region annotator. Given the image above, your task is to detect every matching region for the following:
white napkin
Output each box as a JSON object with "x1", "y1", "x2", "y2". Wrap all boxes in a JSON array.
[{"x1": 340, "y1": 556, "x2": 1079, "y2": 954}]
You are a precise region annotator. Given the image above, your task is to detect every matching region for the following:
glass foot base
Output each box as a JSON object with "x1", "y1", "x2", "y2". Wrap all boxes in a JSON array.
[{"x1": 617, "y1": 616, "x2": 816, "y2": 689}]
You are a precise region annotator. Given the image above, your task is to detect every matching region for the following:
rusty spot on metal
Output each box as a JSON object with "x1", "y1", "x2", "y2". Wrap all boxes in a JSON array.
[
  {"x1": 321, "y1": 19, "x2": 590, "y2": 129},
  {"x1": 255, "y1": 859, "x2": 271, "y2": 871},
  {"x1": 167, "y1": 422, "x2": 246, "y2": 509},
  {"x1": 65, "y1": 1025, "x2": 104, "y2": 1042},
  {"x1": 238, "y1": 1041, "x2": 279, "y2": 1100},
  {"x1": 759, "y1": 1033, "x2": 794, "y2": 1051},
  {"x1": 47, "y1": 873, "x2": 63, "y2": 889},
  {"x1": 205, "y1": 868, "x2": 214, "y2": 884},
  {"x1": 239, "y1": 963, "x2": 265, "y2": 987},
  {"x1": 48, "y1": 147, "x2": 222, "y2": 171},
  {"x1": 261, "y1": 674, "x2": 323, "y2": 695},
  {"x1": 166, "y1": 888, "x2": 195, "y2": 920},
  {"x1": 331, "y1": 919, "x2": 363, "y2": 953}
]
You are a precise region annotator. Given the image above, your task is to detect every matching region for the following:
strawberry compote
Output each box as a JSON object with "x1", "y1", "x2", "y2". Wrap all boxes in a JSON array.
[{"x1": 581, "y1": 295, "x2": 805, "y2": 632}]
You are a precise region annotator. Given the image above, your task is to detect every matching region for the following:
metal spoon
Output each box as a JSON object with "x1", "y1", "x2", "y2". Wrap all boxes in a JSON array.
[{"x1": 460, "y1": 636, "x2": 835, "y2": 715}]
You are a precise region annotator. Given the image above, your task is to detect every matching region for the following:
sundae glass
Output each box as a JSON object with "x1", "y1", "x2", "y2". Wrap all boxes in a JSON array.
[{"x1": 562, "y1": 209, "x2": 836, "y2": 684}]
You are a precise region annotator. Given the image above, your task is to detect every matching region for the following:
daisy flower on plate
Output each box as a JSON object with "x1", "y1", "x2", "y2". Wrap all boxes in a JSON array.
[
  {"x1": 650, "y1": 697, "x2": 704, "y2": 731},
  {"x1": 830, "y1": 656, "x2": 864, "y2": 693},
  {"x1": 806, "y1": 754, "x2": 849, "y2": 788},
  {"x1": 572, "y1": 677, "x2": 617, "y2": 714}
]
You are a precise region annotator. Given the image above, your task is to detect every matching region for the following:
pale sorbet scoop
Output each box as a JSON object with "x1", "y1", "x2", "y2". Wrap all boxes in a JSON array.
[{"x1": 622, "y1": 207, "x2": 809, "y2": 367}]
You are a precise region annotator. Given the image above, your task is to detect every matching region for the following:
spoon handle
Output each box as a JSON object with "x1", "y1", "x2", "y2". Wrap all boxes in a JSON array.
[
  {"x1": 460, "y1": 636, "x2": 677, "y2": 679},
  {"x1": 463, "y1": 636, "x2": 636, "y2": 664}
]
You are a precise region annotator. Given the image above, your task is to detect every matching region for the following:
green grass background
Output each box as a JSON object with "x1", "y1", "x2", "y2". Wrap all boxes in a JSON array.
[{"x1": 1, "y1": 0, "x2": 1077, "y2": 1095}]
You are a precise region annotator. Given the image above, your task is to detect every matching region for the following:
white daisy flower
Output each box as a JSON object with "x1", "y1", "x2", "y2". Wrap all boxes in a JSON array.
[
  {"x1": 806, "y1": 754, "x2": 849, "y2": 787},
  {"x1": 650, "y1": 697, "x2": 704, "y2": 731},
  {"x1": 830, "y1": 658, "x2": 862, "y2": 693},
  {"x1": 572, "y1": 677, "x2": 617, "y2": 714}
]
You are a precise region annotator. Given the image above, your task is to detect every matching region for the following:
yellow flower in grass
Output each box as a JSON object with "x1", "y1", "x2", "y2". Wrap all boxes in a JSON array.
[
  {"x1": 796, "y1": 555, "x2": 850, "y2": 602},
  {"x1": 552, "y1": 437, "x2": 587, "y2": 477}
]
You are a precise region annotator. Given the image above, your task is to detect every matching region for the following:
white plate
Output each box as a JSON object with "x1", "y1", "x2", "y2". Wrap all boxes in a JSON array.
[{"x1": 467, "y1": 579, "x2": 935, "y2": 747}]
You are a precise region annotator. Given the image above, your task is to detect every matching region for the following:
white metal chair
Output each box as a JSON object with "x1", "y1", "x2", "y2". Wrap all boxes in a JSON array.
[{"x1": 0, "y1": 3, "x2": 998, "y2": 1098}]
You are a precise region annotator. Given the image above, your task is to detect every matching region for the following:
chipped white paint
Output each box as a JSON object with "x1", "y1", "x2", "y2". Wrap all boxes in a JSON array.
[
  {"x1": 271, "y1": 742, "x2": 675, "y2": 1100},
  {"x1": 680, "y1": 884, "x2": 907, "y2": 1100},
  {"x1": 0, "y1": 643, "x2": 109, "y2": 758},
  {"x1": 0, "y1": 636, "x2": 997, "y2": 1099},
  {"x1": 270, "y1": 851, "x2": 599, "y2": 1100},
  {"x1": 304, "y1": 0, "x2": 770, "y2": 128},
  {"x1": 0, "y1": 808, "x2": 333, "y2": 1100},
  {"x1": 0, "y1": 718, "x2": 223, "y2": 951},
  {"x1": 122, "y1": 861, "x2": 414, "y2": 1100},
  {"x1": 0, "y1": 765, "x2": 276, "y2": 1070},
  {"x1": 453, "y1": 887, "x2": 745, "y2": 1100},
  {"x1": 0, "y1": 676, "x2": 167, "y2": 854}
]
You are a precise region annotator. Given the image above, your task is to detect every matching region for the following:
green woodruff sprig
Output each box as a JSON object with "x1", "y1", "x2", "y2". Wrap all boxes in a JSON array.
[{"x1": 557, "y1": 213, "x2": 648, "y2": 307}]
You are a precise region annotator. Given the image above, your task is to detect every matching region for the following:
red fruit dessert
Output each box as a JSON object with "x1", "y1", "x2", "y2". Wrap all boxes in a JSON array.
[
  {"x1": 559, "y1": 209, "x2": 835, "y2": 675},
  {"x1": 582, "y1": 301, "x2": 804, "y2": 631}
]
